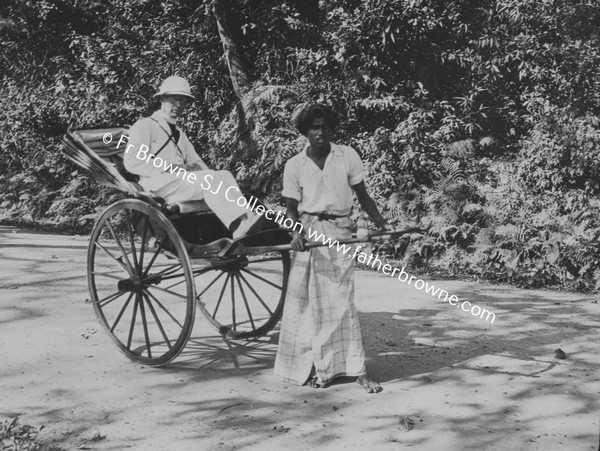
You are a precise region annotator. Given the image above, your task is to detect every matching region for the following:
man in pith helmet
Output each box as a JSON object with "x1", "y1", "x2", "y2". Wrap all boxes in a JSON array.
[{"x1": 124, "y1": 75, "x2": 265, "y2": 238}]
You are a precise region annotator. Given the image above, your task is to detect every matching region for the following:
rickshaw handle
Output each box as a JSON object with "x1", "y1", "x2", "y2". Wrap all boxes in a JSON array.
[{"x1": 244, "y1": 226, "x2": 425, "y2": 253}]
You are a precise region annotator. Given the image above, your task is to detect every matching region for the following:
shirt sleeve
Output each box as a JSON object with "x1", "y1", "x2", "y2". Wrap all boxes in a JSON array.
[
  {"x1": 346, "y1": 146, "x2": 365, "y2": 186},
  {"x1": 123, "y1": 118, "x2": 163, "y2": 178},
  {"x1": 282, "y1": 159, "x2": 301, "y2": 201}
]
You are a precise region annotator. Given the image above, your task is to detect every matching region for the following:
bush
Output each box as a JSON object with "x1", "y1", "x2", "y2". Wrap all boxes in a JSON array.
[
  {"x1": 518, "y1": 108, "x2": 600, "y2": 194},
  {"x1": 3, "y1": 0, "x2": 600, "y2": 294}
]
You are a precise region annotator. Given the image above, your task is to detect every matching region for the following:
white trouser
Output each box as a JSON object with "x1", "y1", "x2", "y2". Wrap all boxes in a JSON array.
[{"x1": 140, "y1": 170, "x2": 247, "y2": 228}]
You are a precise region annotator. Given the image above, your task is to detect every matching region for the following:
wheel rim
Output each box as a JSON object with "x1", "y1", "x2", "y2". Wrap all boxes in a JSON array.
[
  {"x1": 193, "y1": 251, "x2": 290, "y2": 339},
  {"x1": 88, "y1": 199, "x2": 195, "y2": 366}
]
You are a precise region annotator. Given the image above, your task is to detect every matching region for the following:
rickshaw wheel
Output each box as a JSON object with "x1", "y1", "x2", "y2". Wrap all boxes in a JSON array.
[
  {"x1": 194, "y1": 251, "x2": 290, "y2": 339},
  {"x1": 88, "y1": 199, "x2": 195, "y2": 366}
]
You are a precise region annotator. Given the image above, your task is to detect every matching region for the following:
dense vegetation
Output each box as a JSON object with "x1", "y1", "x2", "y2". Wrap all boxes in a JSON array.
[{"x1": 2, "y1": 0, "x2": 600, "y2": 290}]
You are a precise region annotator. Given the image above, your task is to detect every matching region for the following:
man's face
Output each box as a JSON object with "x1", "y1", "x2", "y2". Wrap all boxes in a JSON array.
[
  {"x1": 306, "y1": 117, "x2": 332, "y2": 151},
  {"x1": 160, "y1": 94, "x2": 190, "y2": 123}
]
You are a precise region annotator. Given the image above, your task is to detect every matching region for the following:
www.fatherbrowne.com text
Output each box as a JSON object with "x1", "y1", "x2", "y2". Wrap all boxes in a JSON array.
[
  {"x1": 305, "y1": 227, "x2": 495, "y2": 323},
  {"x1": 118, "y1": 136, "x2": 496, "y2": 324}
]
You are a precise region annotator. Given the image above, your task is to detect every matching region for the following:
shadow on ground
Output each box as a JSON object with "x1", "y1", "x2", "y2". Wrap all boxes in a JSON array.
[{"x1": 2, "y1": 227, "x2": 600, "y2": 450}]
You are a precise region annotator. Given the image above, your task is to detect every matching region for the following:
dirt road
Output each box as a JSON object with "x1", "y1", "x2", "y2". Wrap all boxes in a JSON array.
[{"x1": 1, "y1": 226, "x2": 599, "y2": 450}]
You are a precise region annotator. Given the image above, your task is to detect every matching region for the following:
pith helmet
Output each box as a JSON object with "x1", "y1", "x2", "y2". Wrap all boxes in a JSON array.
[{"x1": 154, "y1": 76, "x2": 196, "y2": 100}]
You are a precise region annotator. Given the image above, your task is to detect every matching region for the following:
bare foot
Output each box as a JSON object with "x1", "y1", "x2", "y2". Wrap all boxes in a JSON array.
[
  {"x1": 303, "y1": 366, "x2": 322, "y2": 389},
  {"x1": 357, "y1": 374, "x2": 382, "y2": 394},
  {"x1": 305, "y1": 375, "x2": 322, "y2": 389}
]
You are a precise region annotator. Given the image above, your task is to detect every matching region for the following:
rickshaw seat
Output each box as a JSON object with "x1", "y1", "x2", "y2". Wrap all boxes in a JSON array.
[{"x1": 62, "y1": 127, "x2": 212, "y2": 214}]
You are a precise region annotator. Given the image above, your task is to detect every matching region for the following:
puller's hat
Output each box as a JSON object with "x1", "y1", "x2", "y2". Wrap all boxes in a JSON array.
[{"x1": 154, "y1": 76, "x2": 196, "y2": 100}]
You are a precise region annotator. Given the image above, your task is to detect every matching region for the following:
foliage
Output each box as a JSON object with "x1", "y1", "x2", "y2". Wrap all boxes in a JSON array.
[
  {"x1": 3, "y1": 0, "x2": 600, "y2": 291},
  {"x1": 518, "y1": 107, "x2": 600, "y2": 194},
  {"x1": 0, "y1": 418, "x2": 58, "y2": 451}
]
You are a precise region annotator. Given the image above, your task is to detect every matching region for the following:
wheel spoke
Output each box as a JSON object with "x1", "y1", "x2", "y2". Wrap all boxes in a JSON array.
[
  {"x1": 192, "y1": 266, "x2": 219, "y2": 277},
  {"x1": 230, "y1": 274, "x2": 236, "y2": 331},
  {"x1": 156, "y1": 271, "x2": 189, "y2": 283},
  {"x1": 95, "y1": 241, "x2": 130, "y2": 274},
  {"x1": 98, "y1": 290, "x2": 127, "y2": 308},
  {"x1": 191, "y1": 261, "x2": 240, "y2": 276},
  {"x1": 138, "y1": 216, "x2": 149, "y2": 270},
  {"x1": 142, "y1": 291, "x2": 172, "y2": 350},
  {"x1": 234, "y1": 273, "x2": 255, "y2": 331},
  {"x1": 165, "y1": 278, "x2": 187, "y2": 290},
  {"x1": 240, "y1": 268, "x2": 283, "y2": 290},
  {"x1": 196, "y1": 271, "x2": 226, "y2": 299},
  {"x1": 92, "y1": 271, "x2": 125, "y2": 281},
  {"x1": 126, "y1": 295, "x2": 140, "y2": 350},
  {"x1": 143, "y1": 288, "x2": 184, "y2": 328},
  {"x1": 105, "y1": 219, "x2": 135, "y2": 275},
  {"x1": 144, "y1": 263, "x2": 187, "y2": 286},
  {"x1": 245, "y1": 256, "x2": 282, "y2": 264},
  {"x1": 146, "y1": 285, "x2": 189, "y2": 301},
  {"x1": 212, "y1": 273, "x2": 231, "y2": 319},
  {"x1": 144, "y1": 263, "x2": 183, "y2": 280},
  {"x1": 110, "y1": 292, "x2": 134, "y2": 333},
  {"x1": 164, "y1": 264, "x2": 206, "y2": 289},
  {"x1": 90, "y1": 200, "x2": 196, "y2": 366},
  {"x1": 137, "y1": 292, "x2": 152, "y2": 358},
  {"x1": 125, "y1": 210, "x2": 139, "y2": 272},
  {"x1": 141, "y1": 238, "x2": 165, "y2": 279},
  {"x1": 237, "y1": 272, "x2": 273, "y2": 315}
]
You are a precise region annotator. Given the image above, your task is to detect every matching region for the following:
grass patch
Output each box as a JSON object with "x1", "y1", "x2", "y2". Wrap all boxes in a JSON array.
[{"x1": 0, "y1": 418, "x2": 61, "y2": 451}]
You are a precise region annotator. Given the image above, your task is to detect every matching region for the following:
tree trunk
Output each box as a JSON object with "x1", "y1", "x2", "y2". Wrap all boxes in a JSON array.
[{"x1": 211, "y1": 0, "x2": 255, "y2": 144}]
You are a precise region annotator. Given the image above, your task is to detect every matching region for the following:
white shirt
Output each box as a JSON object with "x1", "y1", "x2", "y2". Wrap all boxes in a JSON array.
[
  {"x1": 282, "y1": 142, "x2": 365, "y2": 216},
  {"x1": 124, "y1": 110, "x2": 208, "y2": 191}
]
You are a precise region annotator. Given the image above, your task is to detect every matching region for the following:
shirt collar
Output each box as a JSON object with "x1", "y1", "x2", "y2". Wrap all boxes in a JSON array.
[
  {"x1": 151, "y1": 110, "x2": 181, "y2": 130},
  {"x1": 301, "y1": 142, "x2": 341, "y2": 160}
]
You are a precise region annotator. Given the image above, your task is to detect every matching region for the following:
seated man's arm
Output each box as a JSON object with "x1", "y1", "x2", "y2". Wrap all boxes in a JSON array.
[
  {"x1": 123, "y1": 119, "x2": 163, "y2": 178},
  {"x1": 179, "y1": 133, "x2": 209, "y2": 171},
  {"x1": 185, "y1": 160, "x2": 209, "y2": 171}
]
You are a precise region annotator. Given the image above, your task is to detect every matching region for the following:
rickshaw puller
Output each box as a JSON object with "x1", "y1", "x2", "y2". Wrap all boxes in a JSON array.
[{"x1": 275, "y1": 103, "x2": 394, "y2": 394}]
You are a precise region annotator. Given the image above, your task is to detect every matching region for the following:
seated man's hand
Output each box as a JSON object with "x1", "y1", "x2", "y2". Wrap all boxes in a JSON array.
[
  {"x1": 184, "y1": 162, "x2": 206, "y2": 171},
  {"x1": 290, "y1": 231, "x2": 306, "y2": 251}
]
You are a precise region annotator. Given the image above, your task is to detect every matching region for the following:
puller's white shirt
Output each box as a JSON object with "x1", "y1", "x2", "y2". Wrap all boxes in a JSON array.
[{"x1": 282, "y1": 143, "x2": 365, "y2": 216}]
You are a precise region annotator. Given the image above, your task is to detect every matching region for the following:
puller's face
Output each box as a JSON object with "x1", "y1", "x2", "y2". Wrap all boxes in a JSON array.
[
  {"x1": 160, "y1": 95, "x2": 190, "y2": 123},
  {"x1": 307, "y1": 117, "x2": 332, "y2": 151}
]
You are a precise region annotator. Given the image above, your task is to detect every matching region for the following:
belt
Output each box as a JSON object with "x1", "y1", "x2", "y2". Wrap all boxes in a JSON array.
[{"x1": 304, "y1": 212, "x2": 348, "y2": 221}]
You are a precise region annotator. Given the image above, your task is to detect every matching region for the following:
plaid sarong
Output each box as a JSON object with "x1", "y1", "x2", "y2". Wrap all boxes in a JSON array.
[{"x1": 274, "y1": 214, "x2": 367, "y2": 385}]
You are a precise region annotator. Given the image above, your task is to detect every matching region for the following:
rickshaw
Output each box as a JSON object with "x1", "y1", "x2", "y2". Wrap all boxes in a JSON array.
[{"x1": 61, "y1": 127, "x2": 411, "y2": 367}]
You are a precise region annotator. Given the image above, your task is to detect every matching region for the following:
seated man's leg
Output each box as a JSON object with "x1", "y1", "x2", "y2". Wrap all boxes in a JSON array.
[
  {"x1": 195, "y1": 170, "x2": 248, "y2": 229},
  {"x1": 195, "y1": 170, "x2": 270, "y2": 237},
  {"x1": 150, "y1": 175, "x2": 203, "y2": 203},
  {"x1": 152, "y1": 170, "x2": 266, "y2": 236},
  {"x1": 149, "y1": 172, "x2": 244, "y2": 229}
]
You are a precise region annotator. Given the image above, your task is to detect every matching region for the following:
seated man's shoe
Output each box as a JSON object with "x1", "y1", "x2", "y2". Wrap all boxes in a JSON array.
[{"x1": 232, "y1": 214, "x2": 269, "y2": 239}]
